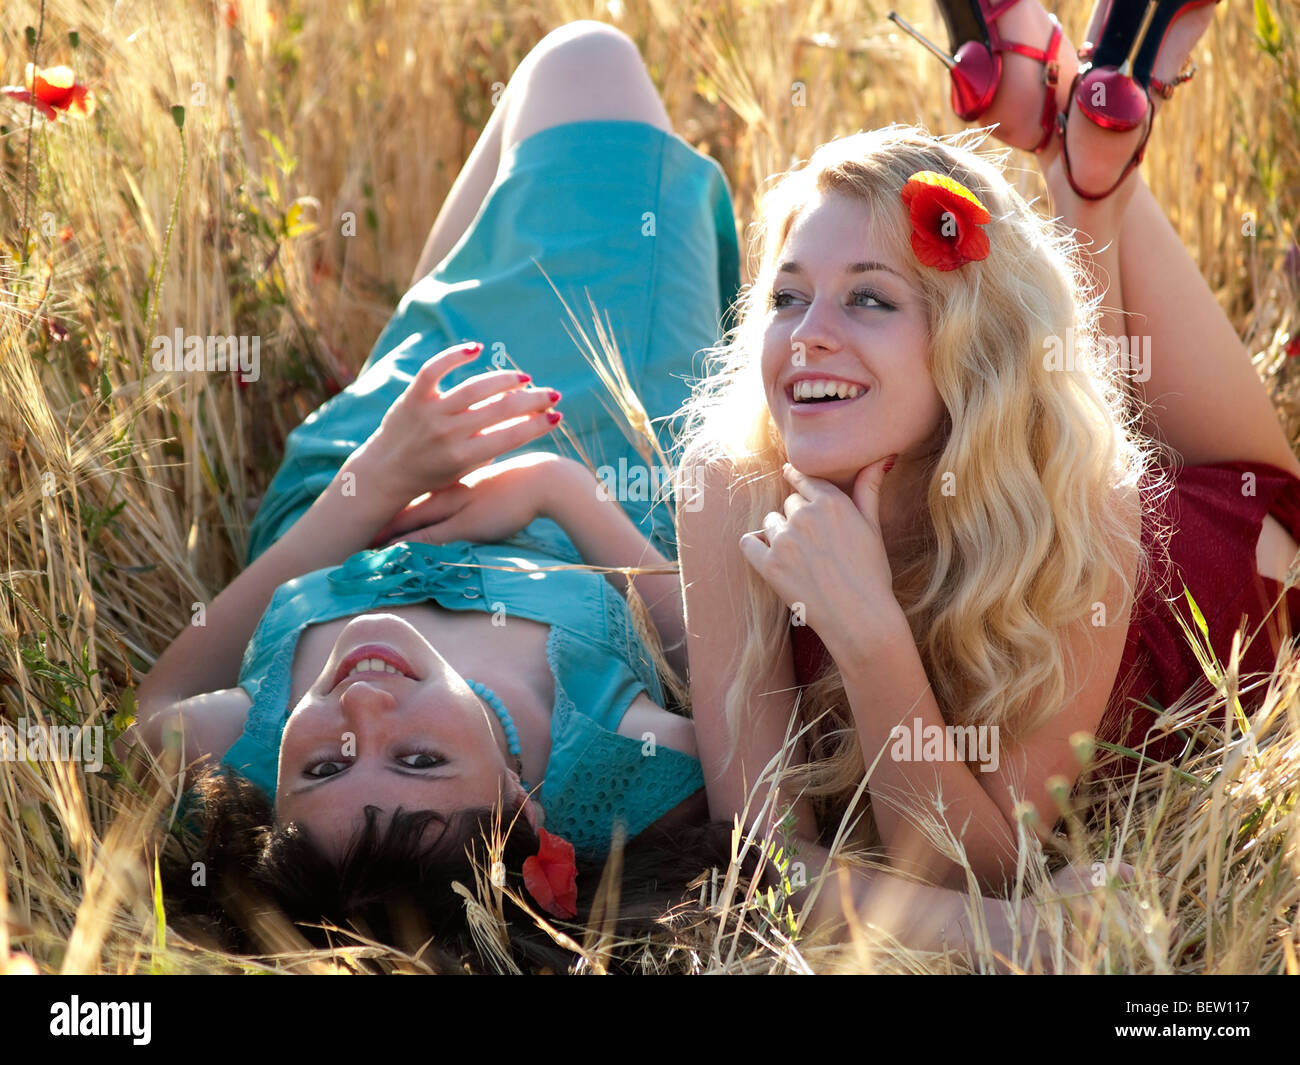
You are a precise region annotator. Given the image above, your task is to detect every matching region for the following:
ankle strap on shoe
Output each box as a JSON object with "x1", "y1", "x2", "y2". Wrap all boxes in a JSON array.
[
  {"x1": 997, "y1": 14, "x2": 1063, "y2": 154},
  {"x1": 1055, "y1": 71, "x2": 1154, "y2": 201},
  {"x1": 1152, "y1": 60, "x2": 1198, "y2": 99},
  {"x1": 1077, "y1": 44, "x2": 1198, "y2": 100}
]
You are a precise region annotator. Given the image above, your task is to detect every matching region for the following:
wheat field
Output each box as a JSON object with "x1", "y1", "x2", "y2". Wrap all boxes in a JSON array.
[{"x1": 1, "y1": 0, "x2": 1298, "y2": 975}]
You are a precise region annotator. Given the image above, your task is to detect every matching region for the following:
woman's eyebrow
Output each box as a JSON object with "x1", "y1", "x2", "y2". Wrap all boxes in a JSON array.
[{"x1": 776, "y1": 259, "x2": 904, "y2": 278}]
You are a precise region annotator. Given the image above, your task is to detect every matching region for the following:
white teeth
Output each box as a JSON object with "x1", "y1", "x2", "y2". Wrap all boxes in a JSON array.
[
  {"x1": 793, "y1": 379, "x2": 865, "y2": 402},
  {"x1": 347, "y1": 658, "x2": 400, "y2": 679}
]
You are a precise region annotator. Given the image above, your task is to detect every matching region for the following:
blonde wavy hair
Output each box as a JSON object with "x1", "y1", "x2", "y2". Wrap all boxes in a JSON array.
[{"x1": 677, "y1": 125, "x2": 1173, "y2": 818}]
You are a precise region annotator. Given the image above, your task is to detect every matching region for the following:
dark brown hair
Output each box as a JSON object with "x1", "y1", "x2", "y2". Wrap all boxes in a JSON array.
[{"x1": 161, "y1": 767, "x2": 743, "y2": 973}]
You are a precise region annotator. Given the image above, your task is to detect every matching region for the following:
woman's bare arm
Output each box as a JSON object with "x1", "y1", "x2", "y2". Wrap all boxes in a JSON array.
[
  {"x1": 540, "y1": 458, "x2": 689, "y2": 677},
  {"x1": 677, "y1": 461, "x2": 818, "y2": 837},
  {"x1": 117, "y1": 686, "x2": 252, "y2": 766},
  {"x1": 135, "y1": 444, "x2": 413, "y2": 729}
]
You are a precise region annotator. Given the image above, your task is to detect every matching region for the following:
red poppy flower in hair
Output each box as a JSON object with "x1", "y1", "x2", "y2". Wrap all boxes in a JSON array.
[
  {"x1": 522, "y1": 828, "x2": 578, "y2": 919},
  {"x1": 900, "y1": 170, "x2": 990, "y2": 271}
]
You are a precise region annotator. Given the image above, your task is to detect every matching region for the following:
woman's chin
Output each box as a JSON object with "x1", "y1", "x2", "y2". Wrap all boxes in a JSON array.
[{"x1": 784, "y1": 451, "x2": 867, "y2": 487}]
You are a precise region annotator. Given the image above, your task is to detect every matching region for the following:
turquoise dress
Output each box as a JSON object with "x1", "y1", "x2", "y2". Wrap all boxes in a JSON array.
[
  {"x1": 246, "y1": 119, "x2": 740, "y2": 565},
  {"x1": 221, "y1": 120, "x2": 740, "y2": 858}
]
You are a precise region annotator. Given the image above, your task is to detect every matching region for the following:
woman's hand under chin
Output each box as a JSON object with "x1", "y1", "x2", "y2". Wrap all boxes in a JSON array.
[{"x1": 739, "y1": 458, "x2": 908, "y2": 666}]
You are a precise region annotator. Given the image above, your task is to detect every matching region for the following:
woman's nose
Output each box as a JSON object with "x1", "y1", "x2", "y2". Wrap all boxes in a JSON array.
[
  {"x1": 338, "y1": 679, "x2": 399, "y2": 719},
  {"x1": 789, "y1": 295, "x2": 844, "y2": 356}
]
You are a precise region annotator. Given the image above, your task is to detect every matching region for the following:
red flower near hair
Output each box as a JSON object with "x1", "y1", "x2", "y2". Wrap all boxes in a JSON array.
[
  {"x1": 900, "y1": 170, "x2": 990, "y2": 271},
  {"x1": 522, "y1": 829, "x2": 578, "y2": 919},
  {"x1": 3, "y1": 64, "x2": 95, "y2": 121}
]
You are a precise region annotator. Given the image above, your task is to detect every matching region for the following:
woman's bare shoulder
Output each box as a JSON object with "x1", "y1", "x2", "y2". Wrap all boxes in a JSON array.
[{"x1": 616, "y1": 692, "x2": 697, "y2": 757}]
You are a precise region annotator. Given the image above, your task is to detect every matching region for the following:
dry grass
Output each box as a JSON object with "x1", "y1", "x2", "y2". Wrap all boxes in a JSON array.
[{"x1": 1, "y1": 0, "x2": 1298, "y2": 974}]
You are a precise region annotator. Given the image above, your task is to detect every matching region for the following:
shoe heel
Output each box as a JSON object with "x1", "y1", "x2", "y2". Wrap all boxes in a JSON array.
[
  {"x1": 1076, "y1": 0, "x2": 1159, "y2": 130},
  {"x1": 889, "y1": 10, "x2": 1000, "y2": 121}
]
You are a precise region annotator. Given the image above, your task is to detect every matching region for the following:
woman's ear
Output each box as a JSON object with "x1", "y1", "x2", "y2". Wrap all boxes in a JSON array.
[{"x1": 506, "y1": 770, "x2": 544, "y2": 831}]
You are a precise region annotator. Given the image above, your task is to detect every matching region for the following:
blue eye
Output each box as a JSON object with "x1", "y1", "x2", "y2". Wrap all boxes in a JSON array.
[
  {"x1": 770, "y1": 288, "x2": 893, "y2": 310},
  {"x1": 851, "y1": 288, "x2": 892, "y2": 309}
]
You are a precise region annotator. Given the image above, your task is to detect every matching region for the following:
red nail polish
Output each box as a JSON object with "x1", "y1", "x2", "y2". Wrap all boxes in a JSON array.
[
  {"x1": 882, "y1": 458, "x2": 896, "y2": 474},
  {"x1": 517, "y1": 373, "x2": 532, "y2": 383},
  {"x1": 547, "y1": 411, "x2": 563, "y2": 425},
  {"x1": 464, "y1": 341, "x2": 483, "y2": 353},
  {"x1": 548, "y1": 389, "x2": 561, "y2": 403}
]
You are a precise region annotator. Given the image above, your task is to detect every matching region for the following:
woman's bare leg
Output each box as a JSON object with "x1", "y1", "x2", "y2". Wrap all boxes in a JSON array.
[
  {"x1": 1039, "y1": 3, "x2": 1298, "y2": 473},
  {"x1": 408, "y1": 103, "x2": 506, "y2": 287},
  {"x1": 1113, "y1": 179, "x2": 1300, "y2": 478},
  {"x1": 410, "y1": 21, "x2": 671, "y2": 286},
  {"x1": 1030, "y1": 2, "x2": 1300, "y2": 581}
]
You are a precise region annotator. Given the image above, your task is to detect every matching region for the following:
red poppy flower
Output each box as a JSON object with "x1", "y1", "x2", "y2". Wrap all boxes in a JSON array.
[
  {"x1": 1285, "y1": 334, "x2": 1300, "y2": 359},
  {"x1": 522, "y1": 829, "x2": 578, "y2": 919},
  {"x1": 2, "y1": 64, "x2": 95, "y2": 121},
  {"x1": 900, "y1": 170, "x2": 990, "y2": 271}
]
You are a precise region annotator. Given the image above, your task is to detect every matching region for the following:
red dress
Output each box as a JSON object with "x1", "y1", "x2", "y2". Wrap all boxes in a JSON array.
[{"x1": 791, "y1": 460, "x2": 1300, "y2": 770}]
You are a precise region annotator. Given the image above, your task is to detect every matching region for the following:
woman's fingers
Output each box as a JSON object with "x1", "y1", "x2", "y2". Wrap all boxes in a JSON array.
[
  {"x1": 441, "y1": 367, "x2": 540, "y2": 411},
  {"x1": 782, "y1": 461, "x2": 835, "y2": 500},
  {"x1": 409, "y1": 340, "x2": 485, "y2": 400},
  {"x1": 456, "y1": 385, "x2": 560, "y2": 436},
  {"x1": 399, "y1": 506, "x2": 478, "y2": 548},
  {"x1": 459, "y1": 408, "x2": 563, "y2": 469},
  {"x1": 738, "y1": 529, "x2": 767, "y2": 565},
  {"x1": 738, "y1": 511, "x2": 784, "y2": 559},
  {"x1": 376, "y1": 485, "x2": 473, "y2": 543},
  {"x1": 782, "y1": 491, "x2": 807, "y2": 520}
]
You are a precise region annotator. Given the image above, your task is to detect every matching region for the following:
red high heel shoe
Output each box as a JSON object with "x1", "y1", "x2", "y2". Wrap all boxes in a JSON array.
[
  {"x1": 888, "y1": 0, "x2": 1064, "y2": 152},
  {"x1": 1058, "y1": 0, "x2": 1217, "y2": 200}
]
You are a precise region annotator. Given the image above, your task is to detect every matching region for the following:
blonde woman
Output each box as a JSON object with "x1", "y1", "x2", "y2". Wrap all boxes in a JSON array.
[{"x1": 677, "y1": 0, "x2": 1299, "y2": 893}]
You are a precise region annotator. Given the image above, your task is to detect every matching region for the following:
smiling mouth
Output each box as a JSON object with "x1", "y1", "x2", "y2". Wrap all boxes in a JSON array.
[
  {"x1": 787, "y1": 379, "x2": 870, "y2": 408},
  {"x1": 330, "y1": 644, "x2": 419, "y2": 692}
]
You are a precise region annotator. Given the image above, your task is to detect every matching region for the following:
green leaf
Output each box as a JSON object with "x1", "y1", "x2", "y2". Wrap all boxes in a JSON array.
[
  {"x1": 112, "y1": 688, "x2": 137, "y2": 734},
  {"x1": 1091, "y1": 739, "x2": 1205, "y2": 786},
  {"x1": 1255, "y1": 0, "x2": 1282, "y2": 57},
  {"x1": 112, "y1": 562, "x2": 160, "y2": 575},
  {"x1": 99, "y1": 369, "x2": 111, "y2": 402},
  {"x1": 1182, "y1": 584, "x2": 1210, "y2": 645},
  {"x1": 259, "y1": 128, "x2": 297, "y2": 177}
]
